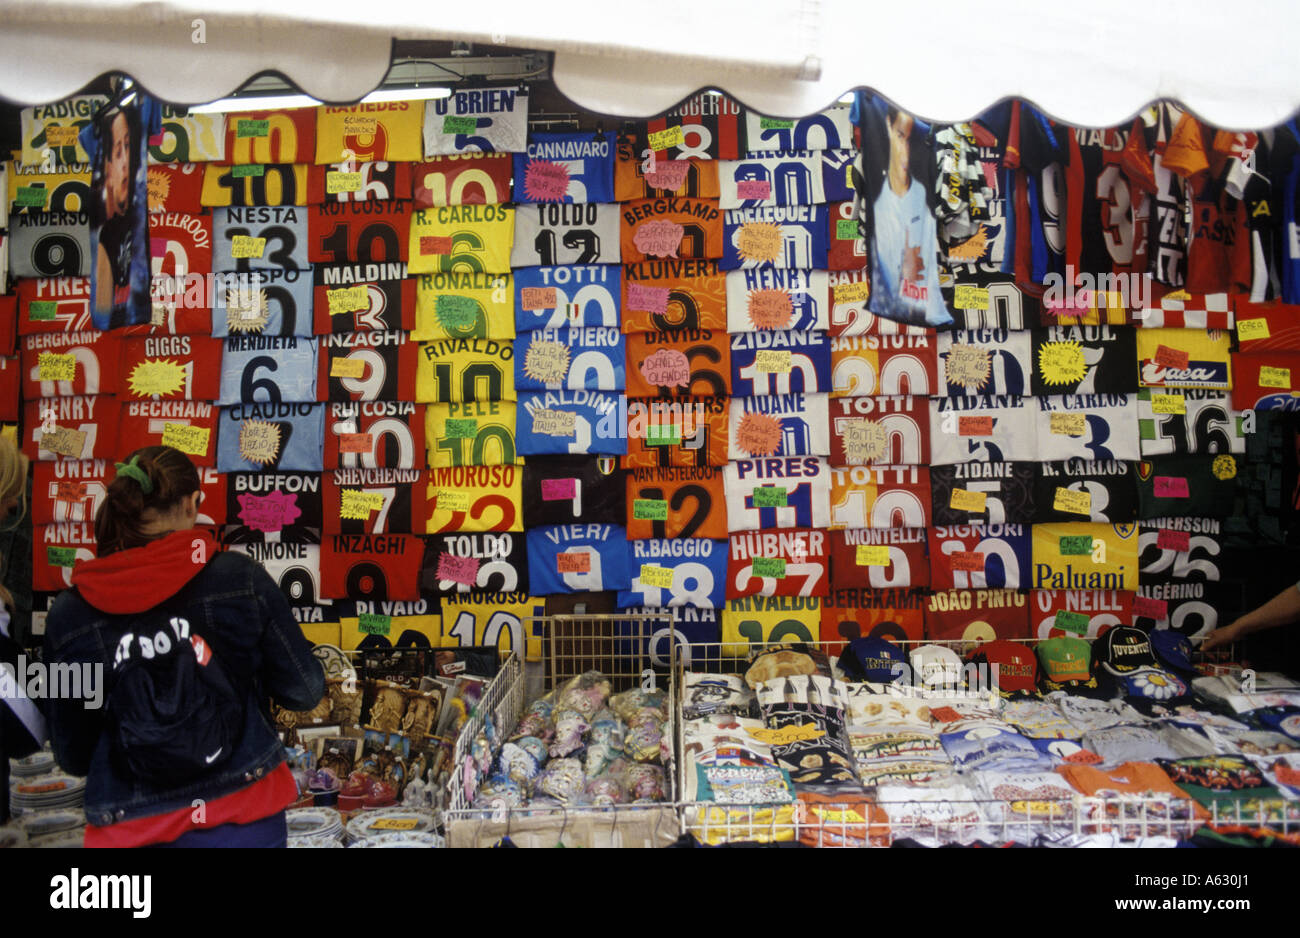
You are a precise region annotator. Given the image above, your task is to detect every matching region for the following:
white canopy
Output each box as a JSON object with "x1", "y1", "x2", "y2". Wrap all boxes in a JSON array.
[{"x1": 0, "y1": 0, "x2": 1297, "y2": 129}]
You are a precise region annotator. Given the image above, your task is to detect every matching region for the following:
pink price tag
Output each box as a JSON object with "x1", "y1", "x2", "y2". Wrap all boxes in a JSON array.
[
  {"x1": 541, "y1": 477, "x2": 577, "y2": 501},
  {"x1": 1132, "y1": 596, "x2": 1169, "y2": 620},
  {"x1": 523, "y1": 160, "x2": 571, "y2": 202},
  {"x1": 1153, "y1": 476, "x2": 1190, "y2": 498},
  {"x1": 237, "y1": 491, "x2": 302, "y2": 533},
  {"x1": 736, "y1": 179, "x2": 772, "y2": 200},
  {"x1": 643, "y1": 159, "x2": 692, "y2": 192},
  {"x1": 1156, "y1": 528, "x2": 1191, "y2": 551},
  {"x1": 437, "y1": 552, "x2": 480, "y2": 587},
  {"x1": 626, "y1": 283, "x2": 670, "y2": 315}
]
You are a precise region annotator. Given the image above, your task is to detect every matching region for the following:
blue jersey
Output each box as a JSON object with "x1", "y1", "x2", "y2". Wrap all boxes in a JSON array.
[
  {"x1": 729, "y1": 331, "x2": 832, "y2": 396},
  {"x1": 217, "y1": 402, "x2": 325, "y2": 472},
  {"x1": 615, "y1": 606, "x2": 722, "y2": 669},
  {"x1": 743, "y1": 108, "x2": 855, "y2": 153},
  {"x1": 218, "y1": 334, "x2": 318, "y2": 404},
  {"x1": 211, "y1": 206, "x2": 310, "y2": 272},
  {"x1": 513, "y1": 265, "x2": 621, "y2": 331},
  {"x1": 514, "y1": 327, "x2": 625, "y2": 391},
  {"x1": 512, "y1": 132, "x2": 616, "y2": 204},
  {"x1": 515, "y1": 390, "x2": 628, "y2": 456},
  {"x1": 721, "y1": 205, "x2": 829, "y2": 270},
  {"x1": 526, "y1": 523, "x2": 632, "y2": 594},
  {"x1": 617, "y1": 539, "x2": 728, "y2": 610},
  {"x1": 211, "y1": 269, "x2": 316, "y2": 337}
]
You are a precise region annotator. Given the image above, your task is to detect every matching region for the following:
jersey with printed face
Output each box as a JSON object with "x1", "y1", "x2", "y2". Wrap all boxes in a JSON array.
[
  {"x1": 721, "y1": 205, "x2": 829, "y2": 270},
  {"x1": 515, "y1": 391, "x2": 626, "y2": 457},
  {"x1": 726, "y1": 457, "x2": 831, "y2": 532},
  {"x1": 827, "y1": 200, "x2": 868, "y2": 272},
  {"x1": 24, "y1": 394, "x2": 119, "y2": 462},
  {"x1": 743, "y1": 108, "x2": 854, "y2": 153},
  {"x1": 308, "y1": 161, "x2": 413, "y2": 204},
  {"x1": 727, "y1": 528, "x2": 829, "y2": 599},
  {"x1": 514, "y1": 265, "x2": 620, "y2": 331},
  {"x1": 618, "y1": 198, "x2": 724, "y2": 264},
  {"x1": 21, "y1": 330, "x2": 120, "y2": 398},
  {"x1": 414, "y1": 154, "x2": 512, "y2": 206},
  {"x1": 117, "y1": 399, "x2": 219, "y2": 466},
  {"x1": 827, "y1": 270, "x2": 932, "y2": 337},
  {"x1": 619, "y1": 539, "x2": 728, "y2": 610},
  {"x1": 409, "y1": 204, "x2": 514, "y2": 274},
  {"x1": 218, "y1": 335, "x2": 318, "y2": 404},
  {"x1": 514, "y1": 327, "x2": 626, "y2": 391},
  {"x1": 424, "y1": 464, "x2": 523, "y2": 534},
  {"x1": 526, "y1": 524, "x2": 632, "y2": 595},
  {"x1": 621, "y1": 259, "x2": 727, "y2": 333},
  {"x1": 830, "y1": 334, "x2": 939, "y2": 397},
  {"x1": 150, "y1": 211, "x2": 212, "y2": 282},
  {"x1": 1030, "y1": 522, "x2": 1138, "y2": 592},
  {"x1": 16, "y1": 277, "x2": 92, "y2": 336},
  {"x1": 200, "y1": 164, "x2": 309, "y2": 208},
  {"x1": 1032, "y1": 460, "x2": 1138, "y2": 523},
  {"x1": 718, "y1": 153, "x2": 827, "y2": 209},
  {"x1": 8, "y1": 211, "x2": 90, "y2": 278},
  {"x1": 929, "y1": 524, "x2": 1033, "y2": 591},
  {"x1": 224, "y1": 535, "x2": 329, "y2": 608},
  {"x1": 1030, "y1": 590, "x2": 1133, "y2": 640},
  {"x1": 8, "y1": 160, "x2": 91, "y2": 215},
  {"x1": 309, "y1": 201, "x2": 410, "y2": 265},
  {"x1": 630, "y1": 92, "x2": 743, "y2": 161},
  {"x1": 522, "y1": 455, "x2": 624, "y2": 527},
  {"x1": 1034, "y1": 394, "x2": 1140, "y2": 462},
  {"x1": 412, "y1": 271, "x2": 514, "y2": 341},
  {"x1": 322, "y1": 468, "x2": 426, "y2": 535},
  {"x1": 725, "y1": 269, "x2": 829, "y2": 332},
  {"x1": 830, "y1": 465, "x2": 932, "y2": 530},
  {"x1": 720, "y1": 596, "x2": 823, "y2": 658},
  {"x1": 513, "y1": 203, "x2": 621, "y2": 268},
  {"x1": 422, "y1": 86, "x2": 529, "y2": 156},
  {"x1": 320, "y1": 533, "x2": 425, "y2": 601},
  {"x1": 320, "y1": 331, "x2": 417, "y2": 402},
  {"x1": 212, "y1": 206, "x2": 309, "y2": 272},
  {"x1": 622, "y1": 396, "x2": 729, "y2": 469},
  {"x1": 223, "y1": 109, "x2": 315, "y2": 164},
  {"x1": 1030, "y1": 325, "x2": 1139, "y2": 395},
  {"x1": 1132, "y1": 580, "x2": 1224, "y2": 645},
  {"x1": 513, "y1": 132, "x2": 615, "y2": 204},
  {"x1": 828, "y1": 528, "x2": 929, "y2": 590},
  {"x1": 1138, "y1": 516, "x2": 1224, "y2": 586},
  {"x1": 820, "y1": 588, "x2": 927, "y2": 648},
  {"x1": 1135, "y1": 327, "x2": 1233, "y2": 389},
  {"x1": 924, "y1": 590, "x2": 1031, "y2": 643},
  {"x1": 225, "y1": 471, "x2": 323, "y2": 536},
  {"x1": 1230, "y1": 353, "x2": 1300, "y2": 412},
  {"x1": 314, "y1": 103, "x2": 425, "y2": 164},
  {"x1": 624, "y1": 465, "x2": 728, "y2": 540},
  {"x1": 935, "y1": 329, "x2": 1033, "y2": 396},
  {"x1": 729, "y1": 331, "x2": 832, "y2": 397},
  {"x1": 1135, "y1": 456, "x2": 1238, "y2": 520},
  {"x1": 415, "y1": 337, "x2": 515, "y2": 403},
  {"x1": 1137, "y1": 388, "x2": 1246, "y2": 455},
  {"x1": 323, "y1": 401, "x2": 424, "y2": 470},
  {"x1": 929, "y1": 395, "x2": 1037, "y2": 465},
  {"x1": 728, "y1": 393, "x2": 830, "y2": 460},
  {"x1": 34, "y1": 522, "x2": 98, "y2": 592},
  {"x1": 624, "y1": 329, "x2": 730, "y2": 399},
  {"x1": 613, "y1": 153, "x2": 720, "y2": 201},
  {"x1": 930, "y1": 462, "x2": 1035, "y2": 526},
  {"x1": 421, "y1": 531, "x2": 529, "y2": 596},
  {"x1": 211, "y1": 269, "x2": 315, "y2": 337},
  {"x1": 314, "y1": 262, "x2": 415, "y2": 334},
  {"x1": 828, "y1": 395, "x2": 930, "y2": 466},
  {"x1": 216, "y1": 402, "x2": 324, "y2": 473},
  {"x1": 424, "y1": 400, "x2": 519, "y2": 467}
]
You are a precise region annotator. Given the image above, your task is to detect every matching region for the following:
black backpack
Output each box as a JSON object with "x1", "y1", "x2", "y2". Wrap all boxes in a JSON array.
[{"x1": 105, "y1": 608, "x2": 246, "y2": 784}]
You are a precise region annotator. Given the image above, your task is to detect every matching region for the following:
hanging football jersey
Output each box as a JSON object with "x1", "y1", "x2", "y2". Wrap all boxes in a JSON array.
[
  {"x1": 212, "y1": 206, "x2": 309, "y2": 272},
  {"x1": 335, "y1": 598, "x2": 438, "y2": 652},
  {"x1": 827, "y1": 200, "x2": 868, "y2": 272},
  {"x1": 1029, "y1": 522, "x2": 1138, "y2": 591},
  {"x1": 314, "y1": 103, "x2": 424, "y2": 163},
  {"x1": 224, "y1": 109, "x2": 316, "y2": 164},
  {"x1": 225, "y1": 471, "x2": 323, "y2": 535},
  {"x1": 218, "y1": 335, "x2": 318, "y2": 405},
  {"x1": 314, "y1": 262, "x2": 416, "y2": 334},
  {"x1": 514, "y1": 327, "x2": 625, "y2": 391},
  {"x1": 829, "y1": 465, "x2": 932, "y2": 530},
  {"x1": 935, "y1": 329, "x2": 1032, "y2": 396},
  {"x1": 1065, "y1": 125, "x2": 1148, "y2": 283},
  {"x1": 828, "y1": 395, "x2": 930, "y2": 466},
  {"x1": 1033, "y1": 394, "x2": 1141, "y2": 462},
  {"x1": 211, "y1": 269, "x2": 315, "y2": 337},
  {"x1": 624, "y1": 465, "x2": 728, "y2": 539},
  {"x1": 148, "y1": 105, "x2": 226, "y2": 163},
  {"x1": 924, "y1": 589, "x2": 1031, "y2": 643},
  {"x1": 613, "y1": 152, "x2": 720, "y2": 201},
  {"x1": 308, "y1": 160, "x2": 413, "y2": 204},
  {"x1": 526, "y1": 524, "x2": 632, "y2": 594},
  {"x1": 1230, "y1": 353, "x2": 1300, "y2": 411},
  {"x1": 1135, "y1": 455, "x2": 1238, "y2": 520},
  {"x1": 1032, "y1": 460, "x2": 1138, "y2": 523},
  {"x1": 424, "y1": 400, "x2": 519, "y2": 467},
  {"x1": 726, "y1": 528, "x2": 829, "y2": 599},
  {"x1": 216, "y1": 402, "x2": 323, "y2": 473},
  {"x1": 622, "y1": 396, "x2": 730, "y2": 469},
  {"x1": 8, "y1": 211, "x2": 90, "y2": 278},
  {"x1": 223, "y1": 534, "x2": 329, "y2": 607},
  {"x1": 34, "y1": 522, "x2": 98, "y2": 592},
  {"x1": 8, "y1": 159, "x2": 91, "y2": 215},
  {"x1": 421, "y1": 531, "x2": 529, "y2": 596},
  {"x1": 146, "y1": 162, "x2": 208, "y2": 215},
  {"x1": 744, "y1": 109, "x2": 854, "y2": 154},
  {"x1": 522, "y1": 455, "x2": 625, "y2": 527},
  {"x1": 320, "y1": 533, "x2": 424, "y2": 601},
  {"x1": 515, "y1": 390, "x2": 627, "y2": 456},
  {"x1": 632, "y1": 92, "x2": 743, "y2": 161},
  {"x1": 729, "y1": 331, "x2": 832, "y2": 396},
  {"x1": 408, "y1": 204, "x2": 514, "y2": 275},
  {"x1": 929, "y1": 395, "x2": 1037, "y2": 465},
  {"x1": 322, "y1": 401, "x2": 423, "y2": 469},
  {"x1": 415, "y1": 337, "x2": 515, "y2": 402},
  {"x1": 720, "y1": 596, "x2": 823, "y2": 657},
  {"x1": 1030, "y1": 325, "x2": 1138, "y2": 395},
  {"x1": 309, "y1": 201, "x2": 410, "y2": 265},
  {"x1": 414, "y1": 153, "x2": 512, "y2": 206},
  {"x1": 24, "y1": 395, "x2": 119, "y2": 462},
  {"x1": 322, "y1": 468, "x2": 426, "y2": 536},
  {"x1": 721, "y1": 205, "x2": 829, "y2": 270},
  {"x1": 1131, "y1": 581, "x2": 1224, "y2": 645},
  {"x1": 514, "y1": 265, "x2": 620, "y2": 331},
  {"x1": 1030, "y1": 590, "x2": 1133, "y2": 640},
  {"x1": 200, "y1": 164, "x2": 309, "y2": 208},
  {"x1": 422, "y1": 87, "x2": 529, "y2": 156},
  {"x1": 1136, "y1": 388, "x2": 1246, "y2": 455},
  {"x1": 1234, "y1": 301, "x2": 1300, "y2": 351},
  {"x1": 623, "y1": 259, "x2": 728, "y2": 333},
  {"x1": 1135, "y1": 327, "x2": 1233, "y2": 390},
  {"x1": 820, "y1": 587, "x2": 927, "y2": 647},
  {"x1": 930, "y1": 462, "x2": 1035, "y2": 526},
  {"x1": 513, "y1": 203, "x2": 621, "y2": 267},
  {"x1": 16, "y1": 277, "x2": 92, "y2": 336},
  {"x1": 830, "y1": 334, "x2": 938, "y2": 397},
  {"x1": 624, "y1": 329, "x2": 730, "y2": 398},
  {"x1": 619, "y1": 198, "x2": 724, "y2": 263},
  {"x1": 728, "y1": 393, "x2": 830, "y2": 460},
  {"x1": 117, "y1": 400, "x2": 219, "y2": 466},
  {"x1": 718, "y1": 153, "x2": 826, "y2": 209},
  {"x1": 32, "y1": 459, "x2": 111, "y2": 525},
  {"x1": 1138, "y1": 516, "x2": 1224, "y2": 585},
  {"x1": 828, "y1": 527, "x2": 929, "y2": 590},
  {"x1": 412, "y1": 271, "x2": 514, "y2": 340},
  {"x1": 725, "y1": 269, "x2": 829, "y2": 332},
  {"x1": 149, "y1": 211, "x2": 211, "y2": 281},
  {"x1": 513, "y1": 132, "x2": 615, "y2": 204},
  {"x1": 725, "y1": 456, "x2": 832, "y2": 531},
  {"x1": 424, "y1": 464, "x2": 524, "y2": 534},
  {"x1": 21, "y1": 330, "x2": 120, "y2": 397},
  {"x1": 620, "y1": 539, "x2": 729, "y2": 610},
  {"x1": 438, "y1": 591, "x2": 547, "y2": 663},
  {"x1": 929, "y1": 523, "x2": 1033, "y2": 591},
  {"x1": 20, "y1": 96, "x2": 108, "y2": 166},
  {"x1": 321, "y1": 332, "x2": 417, "y2": 402}
]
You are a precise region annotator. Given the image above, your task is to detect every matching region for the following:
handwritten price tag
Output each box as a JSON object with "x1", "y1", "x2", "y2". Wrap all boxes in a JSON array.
[
  {"x1": 46, "y1": 546, "x2": 77, "y2": 567},
  {"x1": 54, "y1": 481, "x2": 86, "y2": 502},
  {"x1": 754, "y1": 350, "x2": 791, "y2": 373},
  {"x1": 437, "y1": 489, "x2": 471, "y2": 512},
  {"x1": 556, "y1": 551, "x2": 591, "y2": 574},
  {"x1": 236, "y1": 119, "x2": 269, "y2": 138},
  {"x1": 1059, "y1": 535, "x2": 1094, "y2": 555},
  {"x1": 435, "y1": 294, "x2": 477, "y2": 328},
  {"x1": 358, "y1": 613, "x2": 391, "y2": 636},
  {"x1": 232, "y1": 164, "x2": 265, "y2": 178},
  {"x1": 1156, "y1": 528, "x2": 1191, "y2": 551},
  {"x1": 327, "y1": 286, "x2": 369, "y2": 315},
  {"x1": 1054, "y1": 610, "x2": 1089, "y2": 635},
  {"x1": 736, "y1": 179, "x2": 771, "y2": 200},
  {"x1": 1153, "y1": 344, "x2": 1190, "y2": 370},
  {"x1": 647, "y1": 126, "x2": 685, "y2": 151},
  {"x1": 626, "y1": 284, "x2": 670, "y2": 315},
  {"x1": 855, "y1": 545, "x2": 890, "y2": 566},
  {"x1": 343, "y1": 116, "x2": 378, "y2": 135},
  {"x1": 1153, "y1": 476, "x2": 1190, "y2": 498},
  {"x1": 835, "y1": 219, "x2": 859, "y2": 240},
  {"x1": 752, "y1": 485, "x2": 788, "y2": 508},
  {"x1": 15, "y1": 187, "x2": 46, "y2": 208},
  {"x1": 1053, "y1": 487, "x2": 1092, "y2": 515},
  {"x1": 40, "y1": 427, "x2": 86, "y2": 457},
  {"x1": 541, "y1": 478, "x2": 577, "y2": 501},
  {"x1": 442, "y1": 116, "x2": 477, "y2": 135},
  {"x1": 520, "y1": 287, "x2": 557, "y2": 311},
  {"x1": 954, "y1": 285, "x2": 989, "y2": 310},
  {"x1": 632, "y1": 498, "x2": 668, "y2": 520},
  {"x1": 1150, "y1": 393, "x2": 1186, "y2": 415},
  {"x1": 958, "y1": 416, "x2": 993, "y2": 436},
  {"x1": 326, "y1": 172, "x2": 363, "y2": 193},
  {"x1": 1132, "y1": 596, "x2": 1169, "y2": 620},
  {"x1": 1237, "y1": 318, "x2": 1271, "y2": 341},
  {"x1": 1259, "y1": 366, "x2": 1291, "y2": 389},
  {"x1": 445, "y1": 419, "x2": 478, "y2": 439},
  {"x1": 37, "y1": 353, "x2": 76, "y2": 382},
  {"x1": 951, "y1": 550, "x2": 985, "y2": 572},
  {"x1": 759, "y1": 117, "x2": 795, "y2": 130},
  {"x1": 640, "y1": 564, "x2": 674, "y2": 588},
  {"x1": 45, "y1": 126, "x2": 80, "y2": 147},
  {"x1": 437, "y1": 552, "x2": 480, "y2": 587},
  {"x1": 1049, "y1": 412, "x2": 1086, "y2": 436},
  {"x1": 338, "y1": 432, "x2": 373, "y2": 454},
  {"x1": 752, "y1": 557, "x2": 786, "y2": 578},
  {"x1": 230, "y1": 235, "x2": 267, "y2": 259},
  {"x1": 28, "y1": 301, "x2": 56, "y2": 321},
  {"x1": 833, "y1": 281, "x2": 869, "y2": 304},
  {"x1": 420, "y1": 235, "x2": 453, "y2": 256},
  {"x1": 339, "y1": 489, "x2": 385, "y2": 519},
  {"x1": 330, "y1": 357, "x2": 367, "y2": 379},
  {"x1": 948, "y1": 488, "x2": 987, "y2": 512},
  {"x1": 160, "y1": 423, "x2": 211, "y2": 457}
]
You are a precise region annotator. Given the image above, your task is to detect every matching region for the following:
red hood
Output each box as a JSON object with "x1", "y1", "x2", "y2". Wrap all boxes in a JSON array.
[{"x1": 71, "y1": 529, "x2": 220, "y2": 615}]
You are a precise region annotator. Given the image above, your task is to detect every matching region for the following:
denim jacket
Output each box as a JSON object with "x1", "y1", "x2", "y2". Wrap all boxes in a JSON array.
[{"x1": 42, "y1": 550, "x2": 324, "y2": 827}]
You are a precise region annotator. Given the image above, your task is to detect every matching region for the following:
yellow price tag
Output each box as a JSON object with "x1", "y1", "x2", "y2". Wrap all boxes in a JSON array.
[
  {"x1": 37, "y1": 352, "x2": 76, "y2": 382},
  {"x1": 832, "y1": 281, "x2": 869, "y2": 304},
  {"x1": 1049, "y1": 412, "x2": 1086, "y2": 436},
  {"x1": 855, "y1": 545, "x2": 890, "y2": 566},
  {"x1": 639, "y1": 564, "x2": 675, "y2": 588},
  {"x1": 1052, "y1": 487, "x2": 1092, "y2": 516},
  {"x1": 326, "y1": 172, "x2": 363, "y2": 194},
  {"x1": 1150, "y1": 393, "x2": 1187, "y2": 415},
  {"x1": 647, "y1": 126, "x2": 685, "y2": 151},
  {"x1": 230, "y1": 235, "x2": 266, "y2": 259},
  {"x1": 954, "y1": 285, "x2": 989, "y2": 310},
  {"x1": 1237, "y1": 318, "x2": 1271, "y2": 341},
  {"x1": 330, "y1": 357, "x2": 366, "y2": 379},
  {"x1": 160, "y1": 423, "x2": 211, "y2": 457},
  {"x1": 754, "y1": 350, "x2": 792, "y2": 373},
  {"x1": 1259, "y1": 366, "x2": 1291, "y2": 389},
  {"x1": 369, "y1": 818, "x2": 419, "y2": 831},
  {"x1": 327, "y1": 286, "x2": 369, "y2": 315},
  {"x1": 437, "y1": 489, "x2": 471, "y2": 512},
  {"x1": 948, "y1": 488, "x2": 988, "y2": 512},
  {"x1": 339, "y1": 489, "x2": 384, "y2": 519}
]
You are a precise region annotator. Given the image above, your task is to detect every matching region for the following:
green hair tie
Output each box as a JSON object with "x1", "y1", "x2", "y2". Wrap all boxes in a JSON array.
[{"x1": 114, "y1": 455, "x2": 153, "y2": 495}]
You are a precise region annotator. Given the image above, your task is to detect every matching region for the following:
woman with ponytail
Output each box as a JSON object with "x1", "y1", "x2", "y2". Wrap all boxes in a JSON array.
[{"x1": 43, "y1": 446, "x2": 324, "y2": 847}]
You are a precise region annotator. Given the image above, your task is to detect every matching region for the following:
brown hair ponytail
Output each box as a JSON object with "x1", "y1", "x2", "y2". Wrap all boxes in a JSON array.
[{"x1": 94, "y1": 446, "x2": 200, "y2": 556}]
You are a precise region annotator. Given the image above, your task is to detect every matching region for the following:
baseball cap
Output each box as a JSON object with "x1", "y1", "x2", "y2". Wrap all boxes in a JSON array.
[
  {"x1": 909, "y1": 644, "x2": 963, "y2": 689},
  {"x1": 1037, "y1": 636, "x2": 1115, "y2": 698},
  {"x1": 966, "y1": 640, "x2": 1039, "y2": 697},
  {"x1": 839, "y1": 637, "x2": 908, "y2": 684},
  {"x1": 1150, "y1": 629, "x2": 1196, "y2": 676},
  {"x1": 1094, "y1": 626, "x2": 1157, "y2": 676}
]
